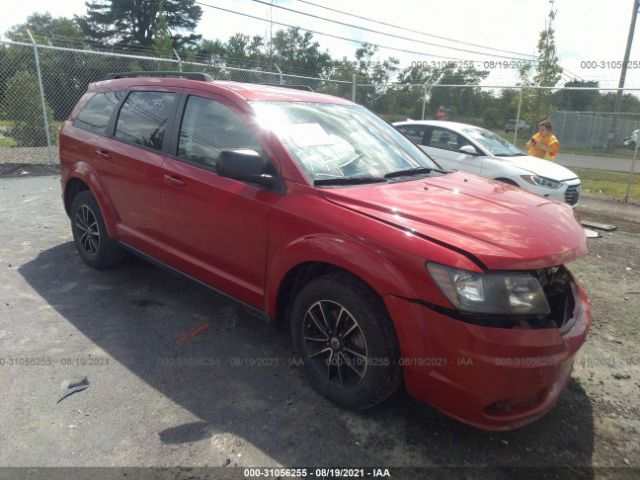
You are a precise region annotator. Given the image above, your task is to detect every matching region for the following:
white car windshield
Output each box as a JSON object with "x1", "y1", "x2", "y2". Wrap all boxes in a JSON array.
[
  {"x1": 464, "y1": 127, "x2": 525, "y2": 157},
  {"x1": 251, "y1": 101, "x2": 440, "y2": 184}
]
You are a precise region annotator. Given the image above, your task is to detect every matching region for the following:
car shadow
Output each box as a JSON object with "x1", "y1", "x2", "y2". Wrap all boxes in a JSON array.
[{"x1": 19, "y1": 242, "x2": 595, "y2": 476}]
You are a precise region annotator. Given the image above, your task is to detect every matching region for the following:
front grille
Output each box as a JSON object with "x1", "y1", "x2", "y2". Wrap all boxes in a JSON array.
[{"x1": 565, "y1": 183, "x2": 580, "y2": 205}]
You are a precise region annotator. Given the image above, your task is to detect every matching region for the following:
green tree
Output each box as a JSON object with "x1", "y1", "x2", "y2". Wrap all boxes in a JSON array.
[
  {"x1": 3, "y1": 71, "x2": 55, "y2": 147},
  {"x1": 3, "y1": 13, "x2": 86, "y2": 121},
  {"x1": 77, "y1": 0, "x2": 202, "y2": 49},
  {"x1": 6, "y1": 12, "x2": 83, "y2": 44},
  {"x1": 519, "y1": 0, "x2": 563, "y2": 127},
  {"x1": 272, "y1": 28, "x2": 332, "y2": 77}
]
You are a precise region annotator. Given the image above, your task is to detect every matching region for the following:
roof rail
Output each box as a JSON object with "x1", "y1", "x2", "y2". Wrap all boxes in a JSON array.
[
  {"x1": 261, "y1": 83, "x2": 314, "y2": 92},
  {"x1": 103, "y1": 71, "x2": 214, "y2": 81}
]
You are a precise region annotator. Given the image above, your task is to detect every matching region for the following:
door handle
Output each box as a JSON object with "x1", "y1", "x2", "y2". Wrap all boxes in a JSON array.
[
  {"x1": 95, "y1": 148, "x2": 111, "y2": 160},
  {"x1": 163, "y1": 174, "x2": 186, "y2": 187}
]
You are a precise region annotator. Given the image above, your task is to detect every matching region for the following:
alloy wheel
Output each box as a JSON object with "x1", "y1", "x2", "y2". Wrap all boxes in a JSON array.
[
  {"x1": 75, "y1": 204, "x2": 100, "y2": 255},
  {"x1": 303, "y1": 300, "x2": 368, "y2": 386}
]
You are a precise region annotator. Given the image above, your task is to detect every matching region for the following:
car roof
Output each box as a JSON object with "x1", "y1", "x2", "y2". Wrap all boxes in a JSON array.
[
  {"x1": 88, "y1": 77, "x2": 353, "y2": 105},
  {"x1": 393, "y1": 120, "x2": 481, "y2": 133}
]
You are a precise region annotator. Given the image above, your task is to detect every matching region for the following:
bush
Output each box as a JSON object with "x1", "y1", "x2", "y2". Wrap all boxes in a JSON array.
[{"x1": 3, "y1": 70, "x2": 55, "y2": 147}]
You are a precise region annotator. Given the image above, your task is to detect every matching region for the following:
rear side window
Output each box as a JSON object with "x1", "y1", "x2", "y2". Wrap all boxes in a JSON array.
[
  {"x1": 115, "y1": 91, "x2": 176, "y2": 151},
  {"x1": 74, "y1": 91, "x2": 124, "y2": 135},
  {"x1": 177, "y1": 95, "x2": 262, "y2": 168}
]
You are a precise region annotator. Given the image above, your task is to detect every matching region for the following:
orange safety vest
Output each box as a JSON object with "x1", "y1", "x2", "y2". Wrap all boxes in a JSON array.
[{"x1": 528, "y1": 132, "x2": 559, "y2": 161}]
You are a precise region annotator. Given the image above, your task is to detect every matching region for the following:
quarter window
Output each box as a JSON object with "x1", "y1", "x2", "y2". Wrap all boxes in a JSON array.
[
  {"x1": 74, "y1": 91, "x2": 124, "y2": 135},
  {"x1": 177, "y1": 95, "x2": 262, "y2": 168},
  {"x1": 115, "y1": 91, "x2": 176, "y2": 151},
  {"x1": 397, "y1": 125, "x2": 426, "y2": 144}
]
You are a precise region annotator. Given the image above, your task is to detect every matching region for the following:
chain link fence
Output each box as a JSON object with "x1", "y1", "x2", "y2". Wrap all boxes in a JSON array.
[{"x1": 1, "y1": 37, "x2": 639, "y2": 199}]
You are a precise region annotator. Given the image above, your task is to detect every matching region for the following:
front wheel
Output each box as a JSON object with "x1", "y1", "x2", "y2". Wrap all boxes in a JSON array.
[
  {"x1": 290, "y1": 274, "x2": 402, "y2": 410},
  {"x1": 70, "y1": 191, "x2": 125, "y2": 269}
]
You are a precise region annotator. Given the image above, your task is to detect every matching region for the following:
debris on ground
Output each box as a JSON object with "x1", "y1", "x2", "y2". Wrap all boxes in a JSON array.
[
  {"x1": 584, "y1": 228, "x2": 601, "y2": 238},
  {"x1": 581, "y1": 220, "x2": 617, "y2": 232},
  {"x1": 57, "y1": 377, "x2": 90, "y2": 404}
]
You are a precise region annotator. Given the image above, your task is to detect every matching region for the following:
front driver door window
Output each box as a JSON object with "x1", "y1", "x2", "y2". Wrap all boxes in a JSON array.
[{"x1": 425, "y1": 127, "x2": 482, "y2": 174}]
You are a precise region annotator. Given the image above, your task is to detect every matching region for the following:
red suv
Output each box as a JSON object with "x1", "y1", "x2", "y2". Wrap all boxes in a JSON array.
[{"x1": 59, "y1": 72, "x2": 591, "y2": 430}]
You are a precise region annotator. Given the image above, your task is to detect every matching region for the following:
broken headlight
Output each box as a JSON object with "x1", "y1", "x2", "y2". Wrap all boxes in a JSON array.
[{"x1": 426, "y1": 263, "x2": 551, "y2": 315}]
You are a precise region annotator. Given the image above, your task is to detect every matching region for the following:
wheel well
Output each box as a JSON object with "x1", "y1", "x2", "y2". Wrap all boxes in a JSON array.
[
  {"x1": 64, "y1": 178, "x2": 90, "y2": 216},
  {"x1": 275, "y1": 262, "x2": 381, "y2": 327},
  {"x1": 495, "y1": 177, "x2": 519, "y2": 186}
]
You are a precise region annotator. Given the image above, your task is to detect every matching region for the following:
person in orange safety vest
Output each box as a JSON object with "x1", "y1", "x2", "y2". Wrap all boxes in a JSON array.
[{"x1": 527, "y1": 119, "x2": 560, "y2": 161}]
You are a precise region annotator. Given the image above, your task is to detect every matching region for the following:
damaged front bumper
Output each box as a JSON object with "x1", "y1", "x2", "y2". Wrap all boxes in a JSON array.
[{"x1": 384, "y1": 278, "x2": 591, "y2": 431}]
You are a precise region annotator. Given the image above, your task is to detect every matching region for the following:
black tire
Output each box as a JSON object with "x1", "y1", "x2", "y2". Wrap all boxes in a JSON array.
[
  {"x1": 70, "y1": 191, "x2": 125, "y2": 269},
  {"x1": 290, "y1": 273, "x2": 402, "y2": 410}
]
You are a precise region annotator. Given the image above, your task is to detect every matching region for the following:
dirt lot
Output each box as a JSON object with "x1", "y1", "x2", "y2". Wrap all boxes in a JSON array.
[{"x1": 0, "y1": 175, "x2": 638, "y2": 479}]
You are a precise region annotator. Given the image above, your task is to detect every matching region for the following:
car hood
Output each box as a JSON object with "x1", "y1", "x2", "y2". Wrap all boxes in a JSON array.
[
  {"x1": 496, "y1": 155, "x2": 578, "y2": 181},
  {"x1": 321, "y1": 172, "x2": 587, "y2": 270}
]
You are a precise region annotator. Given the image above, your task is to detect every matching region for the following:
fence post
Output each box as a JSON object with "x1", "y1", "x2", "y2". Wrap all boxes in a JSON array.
[
  {"x1": 352, "y1": 74, "x2": 356, "y2": 102},
  {"x1": 421, "y1": 84, "x2": 429, "y2": 120},
  {"x1": 173, "y1": 49, "x2": 183, "y2": 72},
  {"x1": 513, "y1": 83, "x2": 525, "y2": 144},
  {"x1": 26, "y1": 29, "x2": 52, "y2": 164},
  {"x1": 624, "y1": 136, "x2": 638, "y2": 203},
  {"x1": 274, "y1": 64, "x2": 283, "y2": 85}
]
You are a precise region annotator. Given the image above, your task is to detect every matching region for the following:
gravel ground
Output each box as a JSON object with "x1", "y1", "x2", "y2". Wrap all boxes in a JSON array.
[
  {"x1": 0, "y1": 147, "x2": 59, "y2": 165},
  {"x1": 0, "y1": 175, "x2": 638, "y2": 479}
]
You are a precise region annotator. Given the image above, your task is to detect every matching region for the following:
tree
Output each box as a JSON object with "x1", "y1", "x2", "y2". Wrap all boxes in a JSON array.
[
  {"x1": 554, "y1": 80, "x2": 599, "y2": 111},
  {"x1": 77, "y1": 0, "x2": 202, "y2": 49},
  {"x1": 519, "y1": 0, "x2": 563, "y2": 127},
  {"x1": 272, "y1": 28, "x2": 332, "y2": 77},
  {"x1": 3, "y1": 71, "x2": 55, "y2": 147},
  {"x1": 6, "y1": 12, "x2": 83, "y2": 44}
]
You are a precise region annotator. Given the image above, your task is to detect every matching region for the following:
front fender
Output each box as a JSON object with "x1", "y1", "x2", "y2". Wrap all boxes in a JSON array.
[{"x1": 265, "y1": 233, "x2": 419, "y2": 319}]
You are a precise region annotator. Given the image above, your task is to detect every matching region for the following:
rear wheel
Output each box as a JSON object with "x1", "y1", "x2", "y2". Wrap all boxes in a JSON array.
[
  {"x1": 290, "y1": 273, "x2": 402, "y2": 410},
  {"x1": 70, "y1": 191, "x2": 125, "y2": 269}
]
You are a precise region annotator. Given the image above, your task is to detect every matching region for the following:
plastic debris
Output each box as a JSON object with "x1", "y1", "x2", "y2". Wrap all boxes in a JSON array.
[{"x1": 57, "y1": 377, "x2": 90, "y2": 404}]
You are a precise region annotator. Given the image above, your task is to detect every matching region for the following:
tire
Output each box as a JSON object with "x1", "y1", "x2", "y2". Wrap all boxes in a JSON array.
[
  {"x1": 70, "y1": 190, "x2": 125, "y2": 269},
  {"x1": 290, "y1": 273, "x2": 402, "y2": 410}
]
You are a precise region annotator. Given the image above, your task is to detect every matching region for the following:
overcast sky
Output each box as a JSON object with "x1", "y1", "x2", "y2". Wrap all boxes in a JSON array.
[{"x1": 1, "y1": 0, "x2": 639, "y2": 87}]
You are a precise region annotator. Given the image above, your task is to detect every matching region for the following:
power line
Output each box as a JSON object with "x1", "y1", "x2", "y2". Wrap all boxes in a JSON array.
[
  {"x1": 294, "y1": 0, "x2": 535, "y2": 59},
  {"x1": 247, "y1": 0, "x2": 535, "y2": 61},
  {"x1": 196, "y1": 1, "x2": 535, "y2": 66}
]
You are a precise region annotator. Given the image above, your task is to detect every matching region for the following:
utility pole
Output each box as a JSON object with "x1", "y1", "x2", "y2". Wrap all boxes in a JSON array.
[{"x1": 610, "y1": 0, "x2": 639, "y2": 148}]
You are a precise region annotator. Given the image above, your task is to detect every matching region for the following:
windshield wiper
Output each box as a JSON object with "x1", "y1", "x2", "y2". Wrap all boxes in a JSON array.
[
  {"x1": 383, "y1": 166, "x2": 446, "y2": 179},
  {"x1": 495, "y1": 152, "x2": 526, "y2": 157},
  {"x1": 313, "y1": 176, "x2": 387, "y2": 187}
]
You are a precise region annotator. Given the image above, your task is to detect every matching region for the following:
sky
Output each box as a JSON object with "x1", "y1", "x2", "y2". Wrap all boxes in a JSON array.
[{"x1": 1, "y1": 0, "x2": 639, "y2": 88}]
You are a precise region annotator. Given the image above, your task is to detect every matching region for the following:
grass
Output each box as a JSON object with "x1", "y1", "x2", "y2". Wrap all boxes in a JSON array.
[
  {"x1": 572, "y1": 167, "x2": 640, "y2": 201},
  {"x1": 0, "y1": 137, "x2": 17, "y2": 147}
]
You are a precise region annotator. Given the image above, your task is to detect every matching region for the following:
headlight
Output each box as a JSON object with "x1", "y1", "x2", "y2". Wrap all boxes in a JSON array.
[
  {"x1": 521, "y1": 175, "x2": 562, "y2": 189},
  {"x1": 426, "y1": 263, "x2": 550, "y2": 315}
]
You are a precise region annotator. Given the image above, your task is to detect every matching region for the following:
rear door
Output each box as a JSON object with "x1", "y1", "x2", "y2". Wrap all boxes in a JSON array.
[
  {"x1": 99, "y1": 88, "x2": 178, "y2": 250},
  {"x1": 160, "y1": 91, "x2": 281, "y2": 308},
  {"x1": 421, "y1": 126, "x2": 483, "y2": 174}
]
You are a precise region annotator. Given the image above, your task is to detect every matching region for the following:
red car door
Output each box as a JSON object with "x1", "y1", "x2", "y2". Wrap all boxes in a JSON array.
[
  {"x1": 98, "y1": 88, "x2": 178, "y2": 251},
  {"x1": 159, "y1": 91, "x2": 281, "y2": 309}
]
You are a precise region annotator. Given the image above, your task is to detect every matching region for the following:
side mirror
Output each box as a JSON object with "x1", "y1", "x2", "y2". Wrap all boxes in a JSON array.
[
  {"x1": 217, "y1": 149, "x2": 278, "y2": 188},
  {"x1": 459, "y1": 145, "x2": 480, "y2": 156}
]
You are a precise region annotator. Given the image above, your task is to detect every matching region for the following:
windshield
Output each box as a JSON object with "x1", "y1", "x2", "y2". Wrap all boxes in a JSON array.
[
  {"x1": 250, "y1": 101, "x2": 440, "y2": 184},
  {"x1": 463, "y1": 127, "x2": 525, "y2": 157}
]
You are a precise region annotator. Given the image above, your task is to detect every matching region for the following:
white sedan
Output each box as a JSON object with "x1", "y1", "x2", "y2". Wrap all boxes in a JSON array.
[{"x1": 393, "y1": 120, "x2": 581, "y2": 206}]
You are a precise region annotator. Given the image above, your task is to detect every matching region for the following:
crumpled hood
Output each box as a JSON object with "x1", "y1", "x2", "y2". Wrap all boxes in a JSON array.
[
  {"x1": 321, "y1": 172, "x2": 588, "y2": 270},
  {"x1": 500, "y1": 155, "x2": 578, "y2": 181}
]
